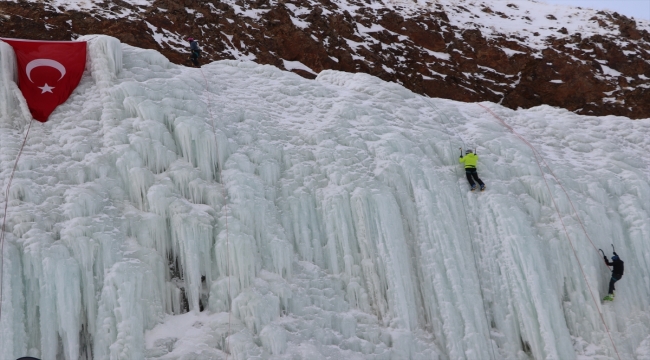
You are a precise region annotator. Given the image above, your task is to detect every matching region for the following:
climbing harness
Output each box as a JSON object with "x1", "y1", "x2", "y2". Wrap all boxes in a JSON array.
[
  {"x1": 0, "y1": 117, "x2": 35, "y2": 325},
  {"x1": 478, "y1": 104, "x2": 622, "y2": 360}
]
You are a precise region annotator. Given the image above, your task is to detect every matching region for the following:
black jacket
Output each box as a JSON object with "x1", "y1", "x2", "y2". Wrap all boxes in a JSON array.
[{"x1": 605, "y1": 257, "x2": 624, "y2": 276}]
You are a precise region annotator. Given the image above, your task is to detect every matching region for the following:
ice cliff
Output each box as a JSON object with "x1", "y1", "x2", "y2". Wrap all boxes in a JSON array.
[{"x1": 1, "y1": 36, "x2": 650, "y2": 360}]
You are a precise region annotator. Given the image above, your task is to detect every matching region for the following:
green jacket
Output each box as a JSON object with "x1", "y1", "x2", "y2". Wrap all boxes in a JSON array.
[{"x1": 459, "y1": 153, "x2": 478, "y2": 168}]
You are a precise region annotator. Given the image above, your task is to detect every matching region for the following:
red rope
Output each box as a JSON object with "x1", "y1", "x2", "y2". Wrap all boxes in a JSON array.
[
  {"x1": 199, "y1": 68, "x2": 232, "y2": 358},
  {"x1": 0, "y1": 117, "x2": 34, "y2": 324},
  {"x1": 479, "y1": 105, "x2": 607, "y2": 257},
  {"x1": 478, "y1": 104, "x2": 621, "y2": 360}
]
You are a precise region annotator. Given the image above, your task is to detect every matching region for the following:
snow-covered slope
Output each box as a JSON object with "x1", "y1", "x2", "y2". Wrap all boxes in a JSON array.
[
  {"x1": 1, "y1": 36, "x2": 650, "y2": 360},
  {"x1": 396, "y1": 0, "x2": 650, "y2": 44},
  {"x1": 2, "y1": 0, "x2": 650, "y2": 118}
]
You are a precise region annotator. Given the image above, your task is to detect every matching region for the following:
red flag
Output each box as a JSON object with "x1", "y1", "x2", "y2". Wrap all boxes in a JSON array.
[{"x1": 1, "y1": 38, "x2": 86, "y2": 122}]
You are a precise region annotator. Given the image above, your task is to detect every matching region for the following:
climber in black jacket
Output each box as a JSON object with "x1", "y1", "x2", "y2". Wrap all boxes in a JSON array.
[
  {"x1": 603, "y1": 252, "x2": 624, "y2": 301},
  {"x1": 188, "y1": 37, "x2": 201, "y2": 67}
]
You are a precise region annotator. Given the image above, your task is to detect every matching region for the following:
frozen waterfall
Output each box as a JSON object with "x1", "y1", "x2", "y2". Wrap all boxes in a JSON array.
[{"x1": 1, "y1": 36, "x2": 650, "y2": 360}]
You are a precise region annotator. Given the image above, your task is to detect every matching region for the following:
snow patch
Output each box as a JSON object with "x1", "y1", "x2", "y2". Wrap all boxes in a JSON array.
[
  {"x1": 601, "y1": 64, "x2": 623, "y2": 77},
  {"x1": 282, "y1": 59, "x2": 317, "y2": 75}
]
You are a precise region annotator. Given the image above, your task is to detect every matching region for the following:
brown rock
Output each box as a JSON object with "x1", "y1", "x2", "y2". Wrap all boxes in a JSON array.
[{"x1": 0, "y1": 0, "x2": 649, "y2": 118}]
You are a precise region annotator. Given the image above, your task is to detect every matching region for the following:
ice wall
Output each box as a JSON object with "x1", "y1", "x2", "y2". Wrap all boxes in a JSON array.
[
  {"x1": 0, "y1": 40, "x2": 31, "y2": 127},
  {"x1": 1, "y1": 36, "x2": 650, "y2": 360}
]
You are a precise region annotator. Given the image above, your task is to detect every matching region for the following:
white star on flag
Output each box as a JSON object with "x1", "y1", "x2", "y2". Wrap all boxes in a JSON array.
[{"x1": 38, "y1": 83, "x2": 55, "y2": 93}]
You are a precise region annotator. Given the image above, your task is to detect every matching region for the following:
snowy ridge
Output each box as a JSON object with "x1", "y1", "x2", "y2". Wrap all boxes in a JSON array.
[
  {"x1": 264, "y1": 0, "x2": 650, "y2": 59},
  {"x1": 3, "y1": 0, "x2": 155, "y2": 19},
  {"x1": 1, "y1": 36, "x2": 650, "y2": 359},
  {"x1": 2, "y1": 0, "x2": 650, "y2": 118},
  {"x1": 388, "y1": 0, "x2": 650, "y2": 41}
]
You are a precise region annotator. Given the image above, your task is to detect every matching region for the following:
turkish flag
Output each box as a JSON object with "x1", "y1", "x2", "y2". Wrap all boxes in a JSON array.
[{"x1": 1, "y1": 38, "x2": 86, "y2": 122}]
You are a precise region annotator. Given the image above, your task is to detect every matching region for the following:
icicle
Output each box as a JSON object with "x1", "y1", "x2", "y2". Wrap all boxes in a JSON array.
[
  {"x1": 0, "y1": 40, "x2": 31, "y2": 125},
  {"x1": 0, "y1": 240, "x2": 27, "y2": 360},
  {"x1": 77, "y1": 35, "x2": 122, "y2": 90},
  {"x1": 168, "y1": 199, "x2": 215, "y2": 311},
  {"x1": 231, "y1": 289, "x2": 280, "y2": 334},
  {"x1": 259, "y1": 324, "x2": 287, "y2": 355}
]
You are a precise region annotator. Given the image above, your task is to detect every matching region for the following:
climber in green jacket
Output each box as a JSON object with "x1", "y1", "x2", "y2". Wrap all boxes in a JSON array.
[{"x1": 459, "y1": 148, "x2": 485, "y2": 191}]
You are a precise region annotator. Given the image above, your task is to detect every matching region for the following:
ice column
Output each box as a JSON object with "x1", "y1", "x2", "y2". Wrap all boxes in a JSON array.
[
  {"x1": 77, "y1": 35, "x2": 122, "y2": 91},
  {"x1": 0, "y1": 242, "x2": 27, "y2": 360},
  {"x1": 0, "y1": 40, "x2": 31, "y2": 126}
]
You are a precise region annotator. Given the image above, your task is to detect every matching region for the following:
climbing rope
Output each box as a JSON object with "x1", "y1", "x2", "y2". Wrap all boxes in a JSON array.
[
  {"x1": 199, "y1": 67, "x2": 233, "y2": 358},
  {"x1": 479, "y1": 105, "x2": 611, "y2": 262},
  {"x1": 423, "y1": 97, "x2": 498, "y2": 360},
  {"x1": 478, "y1": 103, "x2": 622, "y2": 360},
  {"x1": 0, "y1": 117, "x2": 35, "y2": 325}
]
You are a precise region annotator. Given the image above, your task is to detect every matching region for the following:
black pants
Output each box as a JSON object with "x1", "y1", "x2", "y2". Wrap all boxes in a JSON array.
[
  {"x1": 465, "y1": 168, "x2": 484, "y2": 187},
  {"x1": 190, "y1": 50, "x2": 201, "y2": 67},
  {"x1": 608, "y1": 273, "x2": 622, "y2": 294}
]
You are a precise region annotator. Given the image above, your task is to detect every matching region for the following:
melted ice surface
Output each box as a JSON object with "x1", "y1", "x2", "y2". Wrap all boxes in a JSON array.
[{"x1": 1, "y1": 36, "x2": 650, "y2": 360}]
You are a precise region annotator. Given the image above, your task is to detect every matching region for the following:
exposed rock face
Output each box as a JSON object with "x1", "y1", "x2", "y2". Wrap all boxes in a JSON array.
[{"x1": 1, "y1": 0, "x2": 650, "y2": 118}]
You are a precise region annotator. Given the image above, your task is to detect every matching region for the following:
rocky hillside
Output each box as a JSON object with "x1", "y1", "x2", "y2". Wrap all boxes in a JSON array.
[{"x1": 1, "y1": 0, "x2": 650, "y2": 118}]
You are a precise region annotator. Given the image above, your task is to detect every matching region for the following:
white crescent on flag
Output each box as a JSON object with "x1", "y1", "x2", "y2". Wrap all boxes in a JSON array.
[{"x1": 25, "y1": 59, "x2": 67, "y2": 83}]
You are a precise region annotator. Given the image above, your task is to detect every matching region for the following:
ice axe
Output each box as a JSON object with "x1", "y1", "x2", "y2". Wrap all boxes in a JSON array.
[{"x1": 599, "y1": 248, "x2": 612, "y2": 269}]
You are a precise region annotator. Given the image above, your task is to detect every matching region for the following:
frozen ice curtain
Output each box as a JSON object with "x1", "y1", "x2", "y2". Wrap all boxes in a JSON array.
[{"x1": 0, "y1": 35, "x2": 649, "y2": 360}]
